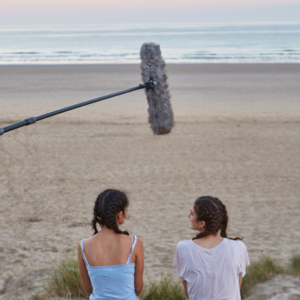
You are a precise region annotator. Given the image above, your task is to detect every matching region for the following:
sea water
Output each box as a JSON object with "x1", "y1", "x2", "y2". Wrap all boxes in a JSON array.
[{"x1": 0, "y1": 23, "x2": 300, "y2": 64}]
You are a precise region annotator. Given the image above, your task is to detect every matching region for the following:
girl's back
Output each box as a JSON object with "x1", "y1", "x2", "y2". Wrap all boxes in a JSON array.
[
  {"x1": 174, "y1": 196, "x2": 249, "y2": 300},
  {"x1": 175, "y1": 238, "x2": 249, "y2": 300},
  {"x1": 78, "y1": 189, "x2": 144, "y2": 300},
  {"x1": 83, "y1": 233, "x2": 134, "y2": 266},
  {"x1": 81, "y1": 234, "x2": 138, "y2": 300}
]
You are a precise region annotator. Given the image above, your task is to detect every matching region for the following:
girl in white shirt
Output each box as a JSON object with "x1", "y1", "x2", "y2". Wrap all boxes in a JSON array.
[{"x1": 174, "y1": 196, "x2": 250, "y2": 300}]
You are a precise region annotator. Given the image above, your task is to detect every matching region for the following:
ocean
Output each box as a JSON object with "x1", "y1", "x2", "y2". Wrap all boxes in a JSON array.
[{"x1": 1, "y1": 23, "x2": 300, "y2": 64}]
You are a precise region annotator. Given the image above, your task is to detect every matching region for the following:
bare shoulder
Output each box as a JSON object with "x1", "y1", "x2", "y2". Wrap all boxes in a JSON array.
[
  {"x1": 78, "y1": 236, "x2": 93, "y2": 250},
  {"x1": 77, "y1": 238, "x2": 85, "y2": 249},
  {"x1": 119, "y1": 234, "x2": 134, "y2": 243},
  {"x1": 135, "y1": 236, "x2": 143, "y2": 245},
  {"x1": 79, "y1": 236, "x2": 92, "y2": 244},
  {"x1": 77, "y1": 238, "x2": 87, "y2": 256},
  {"x1": 133, "y1": 236, "x2": 144, "y2": 251}
]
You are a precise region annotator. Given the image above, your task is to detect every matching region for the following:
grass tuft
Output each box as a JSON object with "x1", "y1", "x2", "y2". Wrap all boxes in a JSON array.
[
  {"x1": 45, "y1": 257, "x2": 88, "y2": 299},
  {"x1": 290, "y1": 254, "x2": 300, "y2": 275},
  {"x1": 31, "y1": 257, "x2": 88, "y2": 300},
  {"x1": 141, "y1": 273, "x2": 187, "y2": 300},
  {"x1": 241, "y1": 256, "x2": 284, "y2": 298}
]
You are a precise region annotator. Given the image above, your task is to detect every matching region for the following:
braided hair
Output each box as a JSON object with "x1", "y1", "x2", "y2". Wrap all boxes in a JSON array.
[
  {"x1": 192, "y1": 196, "x2": 242, "y2": 241},
  {"x1": 92, "y1": 189, "x2": 129, "y2": 236}
]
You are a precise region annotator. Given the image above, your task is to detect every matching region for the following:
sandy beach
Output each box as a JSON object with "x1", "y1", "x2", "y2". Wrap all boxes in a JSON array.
[{"x1": 0, "y1": 64, "x2": 300, "y2": 289}]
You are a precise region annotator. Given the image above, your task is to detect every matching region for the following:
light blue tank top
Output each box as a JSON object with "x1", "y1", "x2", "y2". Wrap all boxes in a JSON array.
[{"x1": 81, "y1": 236, "x2": 139, "y2": 300}]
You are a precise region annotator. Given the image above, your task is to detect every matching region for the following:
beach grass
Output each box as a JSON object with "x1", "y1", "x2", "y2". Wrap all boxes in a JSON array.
[
  {"x1": 31, "y1": 257, "x2": 88, "y2": 300},
  {"x1": 31, "y1": 254, "x2": 300, "y2": 300},
  {"x1": 240, "y1": 256, "x2": 285, "y2": 298},
  {"x1": 290, "y1": 254, "x2": 300, "y2": 275},
  {"x1": 141, "y1": 274, "x2": 187, "y2": 300}
]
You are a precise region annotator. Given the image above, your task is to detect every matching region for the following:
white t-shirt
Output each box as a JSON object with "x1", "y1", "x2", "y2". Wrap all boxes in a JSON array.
[{"x1": 174, "y1": 238, "x2": 250, "y2": 300}]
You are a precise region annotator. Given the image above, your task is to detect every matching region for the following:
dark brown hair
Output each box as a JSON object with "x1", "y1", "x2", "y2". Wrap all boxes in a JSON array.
[
  {"x1": 92, "y1": 189, "x2": 129, "y2": 236},
  {"x1": 192, "y1": 196, "x2": 242, "y2": 241}
]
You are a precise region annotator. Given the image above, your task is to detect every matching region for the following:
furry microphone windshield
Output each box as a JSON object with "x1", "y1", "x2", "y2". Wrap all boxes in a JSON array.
[
  {"x1": 140, "y1": 43, "x2": 174, "y2": 135},
  {"x1": 0, "y1": 43, "x2": 174, "y2": 136}
]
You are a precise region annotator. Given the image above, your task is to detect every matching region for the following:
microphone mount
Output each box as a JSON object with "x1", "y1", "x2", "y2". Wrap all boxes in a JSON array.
[{"x1": 145, "y1": 78, "x2": 157, "y2": 91}]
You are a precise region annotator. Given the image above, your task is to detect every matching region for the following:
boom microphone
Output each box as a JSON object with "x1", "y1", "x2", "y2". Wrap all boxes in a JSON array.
[
  {"x1": 140, "y1": 43, "x2": 174, "y2": 135},
  {"x1": 0, "y1": 43, "x2": 174, "y2": 137}
]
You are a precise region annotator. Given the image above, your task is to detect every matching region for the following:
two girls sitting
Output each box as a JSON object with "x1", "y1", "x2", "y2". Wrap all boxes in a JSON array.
[{"x1": 78, "y1": 189, "x2": 249, "y2": 300}]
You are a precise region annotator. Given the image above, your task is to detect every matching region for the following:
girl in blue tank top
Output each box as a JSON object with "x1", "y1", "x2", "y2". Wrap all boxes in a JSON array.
[{"x1": 78, "y1": 189, "x2": 144, "y2": 300}]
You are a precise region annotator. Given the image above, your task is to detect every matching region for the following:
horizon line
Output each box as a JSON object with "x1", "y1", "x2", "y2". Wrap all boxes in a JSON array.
[{"x1": 1, "y1": 21, "x2": 300, "y2": 27}]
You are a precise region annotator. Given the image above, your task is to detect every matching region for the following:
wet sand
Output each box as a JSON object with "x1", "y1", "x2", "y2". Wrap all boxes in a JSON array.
[{"x1": 0, "y1": 64, "x2": 300, "y2": 288}]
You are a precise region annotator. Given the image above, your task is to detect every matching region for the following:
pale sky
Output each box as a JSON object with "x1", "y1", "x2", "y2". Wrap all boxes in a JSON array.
[{"x1": 1, "y1": 0, "x2": 300, "y2": 25}]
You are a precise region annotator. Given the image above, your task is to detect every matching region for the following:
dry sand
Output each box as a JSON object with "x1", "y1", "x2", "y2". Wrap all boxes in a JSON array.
[{"x1": 0, "y1": 64, "x2": 300, "y2": 289}]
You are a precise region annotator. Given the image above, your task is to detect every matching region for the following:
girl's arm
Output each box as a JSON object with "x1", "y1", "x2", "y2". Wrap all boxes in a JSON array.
[
  {"x1": 77, "y1": 242, "x2": 93, "y2": 294},
  {"x1": 239, "y1": 277, "x2": 242, "y2": 288},
  {"x1": 182, "y1": 280, "x2": 188, "y2": 298},
  {"x1": 133, "y1": 238, "x2": 144, "y2": 296}
]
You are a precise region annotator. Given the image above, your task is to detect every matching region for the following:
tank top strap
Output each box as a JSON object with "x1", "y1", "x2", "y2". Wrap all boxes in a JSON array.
[
  {"x1": 80, "y1": 239, "x2": 90, "y2": 267},
  {"x1": 127, "y1": 235, "x2": 137, "y2": 264}
]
